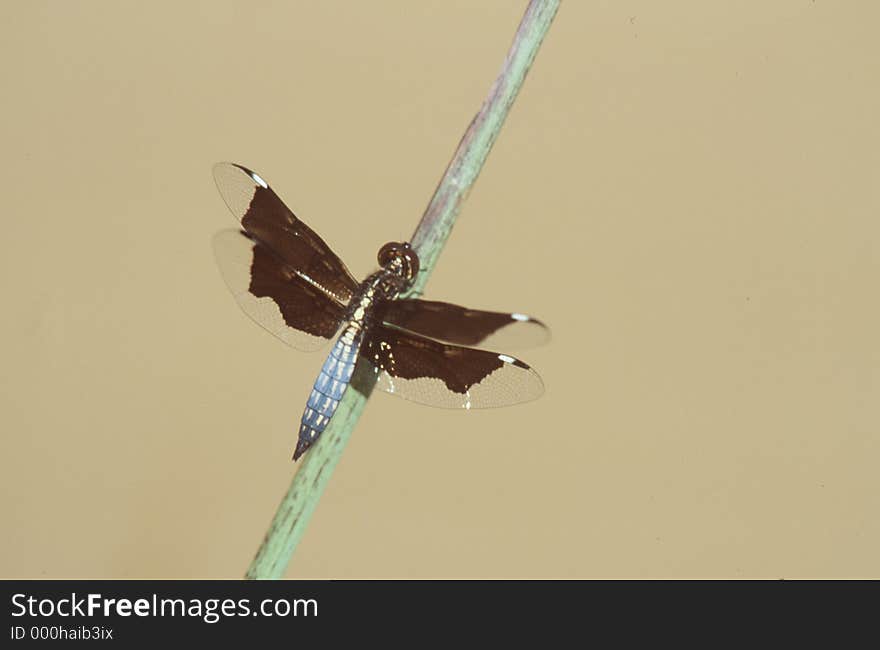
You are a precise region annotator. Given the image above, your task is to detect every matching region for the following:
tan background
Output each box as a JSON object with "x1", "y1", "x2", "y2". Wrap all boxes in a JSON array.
[{"x1": 1, "y1": 1, "x2": 877, "y2": 579}]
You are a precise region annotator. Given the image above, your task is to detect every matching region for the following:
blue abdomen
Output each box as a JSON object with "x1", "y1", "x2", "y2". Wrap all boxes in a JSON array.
[{"x1": 294, "y1": 328, "x2": 361, "y2": 459}]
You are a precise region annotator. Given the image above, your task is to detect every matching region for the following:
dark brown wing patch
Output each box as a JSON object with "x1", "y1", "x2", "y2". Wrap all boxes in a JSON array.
[
  {"x1": 361, "y1": 324, "x2": 543, "y2": 409},
  {"x1": 379, "y1": 298, "x2": 550, "y2": 349},
  {"x1": 213, "y1": 230, "x2": 345, "y2": 351},
  {"x1": 248, "y1": 240, "x2": 346, "y2": 340},
  {"x1": 213, "y1": 162, "x2": 359, "y2": 306}
]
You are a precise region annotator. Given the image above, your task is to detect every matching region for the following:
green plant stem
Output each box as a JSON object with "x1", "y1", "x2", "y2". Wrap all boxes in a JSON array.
[{"x1": 244, "y1": 0, "x2": 560, "y2": 580}]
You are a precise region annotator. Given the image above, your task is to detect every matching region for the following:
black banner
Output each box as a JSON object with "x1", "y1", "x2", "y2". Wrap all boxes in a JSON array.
[{"x1": 1, "y1": 580, "x2": 874, "y2": 642}]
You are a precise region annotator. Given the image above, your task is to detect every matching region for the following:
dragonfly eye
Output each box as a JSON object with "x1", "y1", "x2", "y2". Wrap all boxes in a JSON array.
[{"x1": 377, "y1": 241, "x2": 420, "y2": 282}]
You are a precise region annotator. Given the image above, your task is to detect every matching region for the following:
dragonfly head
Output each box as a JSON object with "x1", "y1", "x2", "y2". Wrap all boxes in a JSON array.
[{"x1": 377, "y1": 241, "x2": 420, "y2": 287}]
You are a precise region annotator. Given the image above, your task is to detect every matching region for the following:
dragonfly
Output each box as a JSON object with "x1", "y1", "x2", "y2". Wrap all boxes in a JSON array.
[{"x1": 212, "y1": 163, "x2": 549, "y2": 460}]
